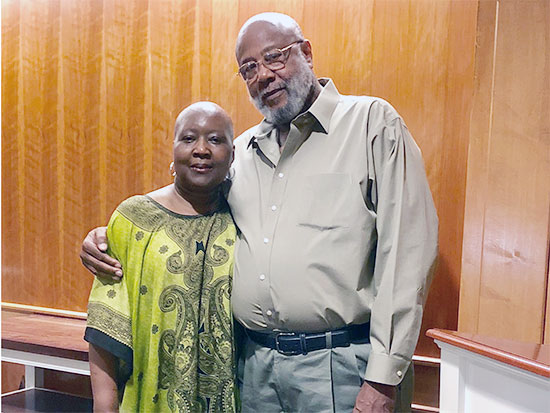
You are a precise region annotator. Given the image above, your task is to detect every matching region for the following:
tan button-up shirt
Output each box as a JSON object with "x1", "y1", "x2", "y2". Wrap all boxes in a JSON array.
[{"x1": 227, "y1": 79, "x2": 438, "y2": 385}]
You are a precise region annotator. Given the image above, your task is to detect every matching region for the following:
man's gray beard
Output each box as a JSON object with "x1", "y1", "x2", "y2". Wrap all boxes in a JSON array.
[{"x1": 251, "y1": 67, "x2": 316, "y2": 125}]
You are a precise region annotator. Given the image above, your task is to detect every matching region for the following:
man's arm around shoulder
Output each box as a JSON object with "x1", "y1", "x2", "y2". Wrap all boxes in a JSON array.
[{"x1": 80, "y1": 226, "x2": 123, "y2": 281}]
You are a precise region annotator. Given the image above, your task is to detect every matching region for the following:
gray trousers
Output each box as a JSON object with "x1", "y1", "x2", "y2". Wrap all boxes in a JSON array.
[{"x1": 237, "y1": 337, "x2": 413, "y2": 413}]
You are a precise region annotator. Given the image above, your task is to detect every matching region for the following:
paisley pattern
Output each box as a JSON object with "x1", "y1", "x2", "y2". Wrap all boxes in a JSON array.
[
  {"x1": 86, "y1": 195, "x2": 236, "y2": 412},
  {"x1": 158, "y1": 285, "x2": 198, "y2": 412}
]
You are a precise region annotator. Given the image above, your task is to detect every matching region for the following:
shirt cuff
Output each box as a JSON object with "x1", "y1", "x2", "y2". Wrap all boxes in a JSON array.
[{"x1": 364, "y1": 352, "x2": 411, "y2": 385}]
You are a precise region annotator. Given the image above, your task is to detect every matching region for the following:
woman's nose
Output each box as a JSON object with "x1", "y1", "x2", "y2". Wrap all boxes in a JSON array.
[{"x1": 193, "y1": 139, "x2": 210, "y2": 157}]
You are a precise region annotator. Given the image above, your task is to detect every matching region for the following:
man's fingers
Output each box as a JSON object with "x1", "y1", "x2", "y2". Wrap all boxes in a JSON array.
[
  {"x1": 90, "y1": 226, "x2": 108, "y2": 245},
  {"x1": 85, "y1": 226, "x2": 118, "y2": 263},
  {"x1": 82, "y1": 263, "x2": 121, "y2": 281},
  {"x1": 354, "y1": 382, "x2": 395, "y2": 413},
  {"x1": 82, "y1": 240, "x2": 120, "y2": 267},
  {"x1": 96, "y1": 271, "x2": 121, "y2": 282},
  {"x1": 80, "y1": 226, "x2": 122, "y2": 279},
  {"x1": 82, "y1": 263, "x2": 97, "y2": 275},
  {"x1": 80, "y1": 253, "x2": 122, "y2": 278}
]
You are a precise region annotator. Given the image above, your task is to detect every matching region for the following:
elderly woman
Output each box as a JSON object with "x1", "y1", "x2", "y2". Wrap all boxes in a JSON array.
[{"x1": 85, "y1": 102, "x2": 236, "y2": 412}]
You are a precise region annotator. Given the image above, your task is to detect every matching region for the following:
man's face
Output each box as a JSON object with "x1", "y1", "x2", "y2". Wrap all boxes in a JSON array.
[
  {"x1": 236, "y1": 22, "x2": 316, "y2": 125},
  {"x1": 173, "y1": 109, "x2": 234, "y2": 194}
]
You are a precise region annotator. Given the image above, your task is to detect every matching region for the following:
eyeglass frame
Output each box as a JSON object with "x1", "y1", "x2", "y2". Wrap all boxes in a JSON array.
[{"x1": 236, "y1": 40, "x2": 305, "y2": 82}]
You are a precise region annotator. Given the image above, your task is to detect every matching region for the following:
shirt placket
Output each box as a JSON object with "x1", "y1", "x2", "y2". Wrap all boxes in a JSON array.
[{"x1": 255, "y1": 118, "x2": 315, "y2": 329}]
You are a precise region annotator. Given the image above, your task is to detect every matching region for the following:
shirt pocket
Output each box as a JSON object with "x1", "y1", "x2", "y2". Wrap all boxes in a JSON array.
[{"x1": 297, "y1": 173, "x2": 354, "y2": 230}]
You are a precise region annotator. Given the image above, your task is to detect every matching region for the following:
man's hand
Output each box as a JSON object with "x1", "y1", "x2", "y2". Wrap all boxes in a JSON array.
[
  {"x1": 353, "y1": 381, "x2": 396, "y2": 413},
  {"x1": 79, "y1": 226, "x2": 122, "y2": 281}
]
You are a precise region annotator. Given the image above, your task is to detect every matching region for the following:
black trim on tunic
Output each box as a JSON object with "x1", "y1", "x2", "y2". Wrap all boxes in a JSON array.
[{"x1": 84, "y1": 327, "x2": 133, "y2": 388}]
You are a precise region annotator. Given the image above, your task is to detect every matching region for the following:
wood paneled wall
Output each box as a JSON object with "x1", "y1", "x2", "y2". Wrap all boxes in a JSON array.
[
  {"x1": 2, "y1": 1, "x2": 482, "y2": 406},
  {"x1": 2, "y1": 0, "x2": 478, "y2": 358},
  {"x1": 459, "y1": 0, "x2": 550, "y2": 344}
]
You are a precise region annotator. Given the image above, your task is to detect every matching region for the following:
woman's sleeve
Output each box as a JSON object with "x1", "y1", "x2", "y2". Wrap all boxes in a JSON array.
[{"x1": 84, "y1": 209, "x2": 133, "y2": 381}]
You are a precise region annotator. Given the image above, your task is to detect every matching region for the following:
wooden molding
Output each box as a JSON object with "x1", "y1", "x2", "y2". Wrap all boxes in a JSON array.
[
  {"x1": 2, "y1": 309, "x2": 88, "y2": 359},
  {"x1": 411, "y1": 404, "x2": 439, "y2": 413},
  {"x1": 427, "y1": 329, "x2": 550, "y2": 378},
  {"x1": 1, "y1": 302, "x2": 87, "y2": 320}
]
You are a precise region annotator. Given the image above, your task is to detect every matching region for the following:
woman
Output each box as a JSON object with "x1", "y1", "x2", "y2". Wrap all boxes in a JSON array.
[{"x1": 85, "y1": 102, "x2": 236, "y2": 412}]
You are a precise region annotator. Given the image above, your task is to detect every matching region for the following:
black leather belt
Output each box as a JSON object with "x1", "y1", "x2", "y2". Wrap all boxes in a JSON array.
[{"x1": 245, "y1": 322, "x2": 370, "y2": 355}]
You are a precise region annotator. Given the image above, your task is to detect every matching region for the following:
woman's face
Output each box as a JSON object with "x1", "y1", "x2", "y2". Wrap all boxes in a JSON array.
[{"x1": 173, "y1": 107, "x2": 234, "y2": 194}]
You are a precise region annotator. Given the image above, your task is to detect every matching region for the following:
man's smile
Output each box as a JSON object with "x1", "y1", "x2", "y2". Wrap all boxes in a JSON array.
[{"x1": 262, "y1": 86, "x2": 286, "y2": 103}]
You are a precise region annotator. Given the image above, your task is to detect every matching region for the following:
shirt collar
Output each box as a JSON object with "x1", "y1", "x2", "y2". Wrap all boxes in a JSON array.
[
  {"x1": 246, "y1": 78, "x2": 340, "y2": 149},
  {"x1": 307, "y1": 78, "x2": 340, "y2": 134}
]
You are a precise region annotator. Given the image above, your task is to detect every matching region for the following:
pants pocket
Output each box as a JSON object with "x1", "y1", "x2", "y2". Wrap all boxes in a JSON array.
[{"x1": 330, "y1": 344, "x2": 370, "y2": 412}]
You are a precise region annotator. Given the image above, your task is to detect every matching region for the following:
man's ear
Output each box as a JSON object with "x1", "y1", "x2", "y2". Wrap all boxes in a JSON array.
[
  {"x1": 230, "y1": 145, "x2": 235, "y2": 165},
  {"x1": 300, "y1": 39, "x2": 314, "y2": 68}
]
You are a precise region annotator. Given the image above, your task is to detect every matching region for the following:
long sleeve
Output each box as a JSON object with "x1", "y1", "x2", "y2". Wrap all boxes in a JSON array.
[{"x1": 364, "y1": 102, "x2": 438, "y2": 385}]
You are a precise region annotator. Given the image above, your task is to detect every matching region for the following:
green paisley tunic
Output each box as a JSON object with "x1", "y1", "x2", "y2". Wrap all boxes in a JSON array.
[{"x1": 85, "y1": 195, "x2": 236, "y2": 412}]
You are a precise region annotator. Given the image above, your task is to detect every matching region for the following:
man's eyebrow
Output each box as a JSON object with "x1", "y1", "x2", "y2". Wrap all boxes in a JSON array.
[
  {"x1": 240, "y1": 57, "x2": 256, "y2": 64},
  {"x1": 240, "y1": 44, "x2": 281, "y2": 64}
]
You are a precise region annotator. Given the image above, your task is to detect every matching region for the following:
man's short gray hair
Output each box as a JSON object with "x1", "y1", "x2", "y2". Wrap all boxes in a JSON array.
[{"x1": 236, "y1": 12, "x2": 304, "y2": 56}]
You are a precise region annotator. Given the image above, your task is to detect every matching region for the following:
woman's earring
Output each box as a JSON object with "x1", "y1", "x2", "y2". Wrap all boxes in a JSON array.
[{"x1": 169, "y1": 161, "x2": 176, "y2": 177}]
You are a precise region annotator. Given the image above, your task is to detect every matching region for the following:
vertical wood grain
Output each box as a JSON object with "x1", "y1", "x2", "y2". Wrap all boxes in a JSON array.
[
  {"x1": 2, "y1": 0, "x2": 477, "y2": 361},
  {"x1": 2, "y1": 0, "x2": 487, "y2": 408},
  {"x1": 1, "y1": 363, "x2": 25, "y2": 394},
  {"x1": 420, "y1": 0, "x2": 478, "y2": 358},
  {"x1": 458, "y1": 0, "x2": 498, "y2": 334},
  {"x1": 545, "y1": 243, "x2": 550, "y2": 343},
  {"x1": 459, "y1": 0, "x2": 550, "y2": 343},
  {"x1": 2, "y1": 0, "x2": 23, "y2": 305},
  {"x1": 546, "y1": 229, "x2": 550, "y2": 344}
]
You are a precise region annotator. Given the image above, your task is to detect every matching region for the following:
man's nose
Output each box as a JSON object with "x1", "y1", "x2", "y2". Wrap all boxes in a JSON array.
[{"x1": 256, "y1": 61, "x2": 275, "y2": 84}]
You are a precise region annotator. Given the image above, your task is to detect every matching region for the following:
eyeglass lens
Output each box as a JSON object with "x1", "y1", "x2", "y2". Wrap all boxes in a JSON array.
[{"x1": 240, "y1": 48, "x2": 289, "y2": 80}]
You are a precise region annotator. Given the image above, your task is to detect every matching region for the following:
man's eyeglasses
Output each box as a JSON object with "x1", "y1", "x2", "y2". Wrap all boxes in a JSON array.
[{"x1": 237, "y1": 40, "x2": 304, "y2": 82}]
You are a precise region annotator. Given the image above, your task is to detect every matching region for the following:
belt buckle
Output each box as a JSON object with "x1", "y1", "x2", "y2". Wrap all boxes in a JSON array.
[{"x1": 275, "y1": 332, "x2": 300, "y2": 355}]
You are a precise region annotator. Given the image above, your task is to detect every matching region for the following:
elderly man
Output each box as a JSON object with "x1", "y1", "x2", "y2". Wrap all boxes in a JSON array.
[{"x1": 81, "y1": 12, "x2": 438, "y2": 413}]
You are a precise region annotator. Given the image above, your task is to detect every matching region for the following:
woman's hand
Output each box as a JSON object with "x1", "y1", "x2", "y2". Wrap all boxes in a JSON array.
[{"x1": 80, "y1": 227, "x2": 123, "y2": 281}]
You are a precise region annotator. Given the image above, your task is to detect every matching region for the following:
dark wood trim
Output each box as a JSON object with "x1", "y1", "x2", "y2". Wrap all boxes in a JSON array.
[
  {"x1": 427, "y1": 329, "x2": 550, "y2": 378},
  {"x1": 2, "y1": 310, "x2": 88, "y2": 360}
]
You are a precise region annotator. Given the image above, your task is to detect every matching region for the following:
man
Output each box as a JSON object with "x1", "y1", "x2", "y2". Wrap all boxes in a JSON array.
[{"x1": 81, "y1": 13, "x2": 438, "y2": 413}]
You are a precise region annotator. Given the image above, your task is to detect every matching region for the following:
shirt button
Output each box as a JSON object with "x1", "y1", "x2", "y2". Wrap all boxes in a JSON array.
[
  {"x1": 263, "y1": 237, "x2": 269, "y2": 244},
  {"x1": 396, "y1": 370, "x2": 403, "y2": 377},
  {"x1": 271, "y1": 205, "x2": 277, "y2": 211},
  {"x1": 278, "y1": 172, "x2": 284, "y2": 178},
  {"x1": 266, "y1": 310, "x2": 273, "y2": 316},
  {"x1": 259, "y1": 274, "x2": 266, "y2": 281}
]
